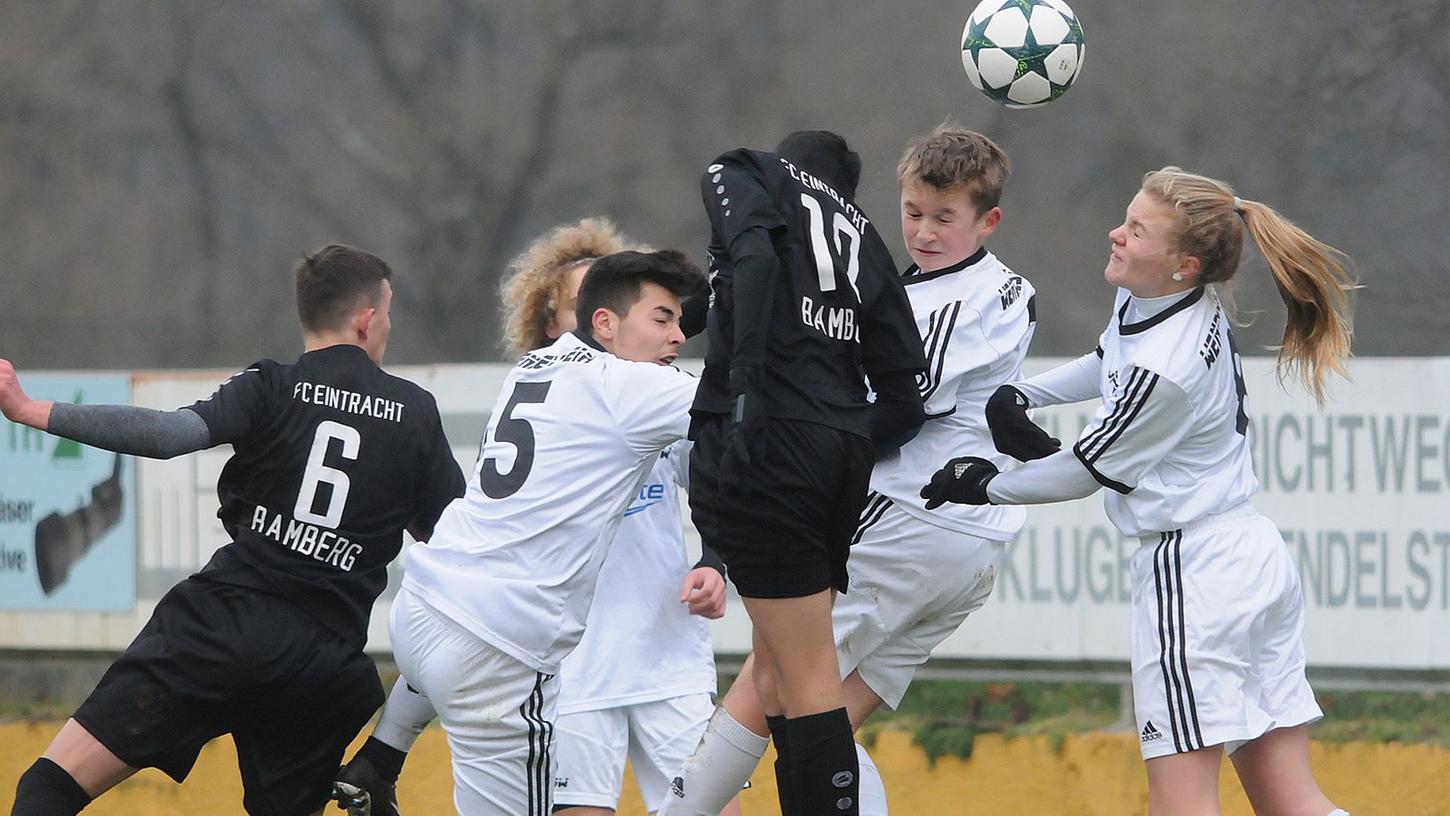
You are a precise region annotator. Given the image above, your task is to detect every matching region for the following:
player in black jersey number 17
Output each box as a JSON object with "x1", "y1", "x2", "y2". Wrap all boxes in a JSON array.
[
  {"x1": 688, "y1": 131, "x2": 927, "y2": 816},
  {"x1": 2, "y1": 245, "x2": 465, "y2": 816}
]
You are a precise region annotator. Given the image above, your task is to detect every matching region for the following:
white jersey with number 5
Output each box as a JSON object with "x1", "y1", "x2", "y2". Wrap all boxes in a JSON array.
[
  {"x1": 1084, "y1": 287, "x2": 1257, "y2": 537},
  {"x1": 557, "y1": 441, "x2": 717, "y2": 714},
  {"x1": 403, "y1": 332, "x2": 697, "y2": 674}
]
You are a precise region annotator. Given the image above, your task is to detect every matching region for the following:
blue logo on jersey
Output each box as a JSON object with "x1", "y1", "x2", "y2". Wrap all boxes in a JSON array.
[{"x1": 624, "y1": 483, "x2": 666, "y2": 517}]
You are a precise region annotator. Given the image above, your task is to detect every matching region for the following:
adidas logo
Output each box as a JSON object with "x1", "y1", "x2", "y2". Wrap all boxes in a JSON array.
[
  {"x1": 1140, "y1": 721, "x2": 1163, "y2": 742},
  {"x1": 670, "y1": 776, "x2": 685, "y2": 798}
]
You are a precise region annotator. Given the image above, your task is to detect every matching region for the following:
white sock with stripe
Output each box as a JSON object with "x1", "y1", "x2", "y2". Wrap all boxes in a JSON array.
[{"x1": 656, "y1": 707, "x2": 769, "y2": 815}]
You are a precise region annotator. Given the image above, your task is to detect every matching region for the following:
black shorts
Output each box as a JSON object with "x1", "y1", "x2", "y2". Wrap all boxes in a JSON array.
[
  {"x1": 689, "y1": 414, "x2": 873, "y2": 599},
  {"x1": 73, "y1": 578, "x2": 384, "y2": 816}
]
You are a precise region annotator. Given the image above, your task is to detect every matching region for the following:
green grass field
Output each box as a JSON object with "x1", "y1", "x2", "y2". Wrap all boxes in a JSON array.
[{"x1": 851, "y1": 679, "x2": 1450, "y2": 765}]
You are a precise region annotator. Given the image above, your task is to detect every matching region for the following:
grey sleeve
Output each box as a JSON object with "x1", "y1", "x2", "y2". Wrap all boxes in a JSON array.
[{"x1": 48, "y1": 403, "x2": 214, "y2": 459}]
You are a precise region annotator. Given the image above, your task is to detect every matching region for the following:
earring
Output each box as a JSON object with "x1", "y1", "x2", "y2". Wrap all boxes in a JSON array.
[{"x1": 1171, "y1": 272, "x2": 1184, "y2": 282}]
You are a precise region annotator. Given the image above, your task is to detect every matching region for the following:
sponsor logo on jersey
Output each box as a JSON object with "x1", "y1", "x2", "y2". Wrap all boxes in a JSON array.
[
  {"x1": 555, "y1": 776, "x2": 569, "y2": 788},
  {"x1": 1140, "y1": 721, "x2": 1163, "y2": 742},
  {"x1": 518, "y1": 346, "x2": 596, "y2": 371},
  {"x1": 624, "y1": 482, "x2": 667, "y2": 517},
  {"x1": 1199, "y1": 308, "x2": 1224, "y2": 369},
  {"x1": 779, "y1": 157, "x2": 870, "y2": 232},
  {"x1": 293, "y1": 381, "x2": 405, "y2": 423},
  {"x1": 999, "y1": 275, "x2": 1024, "y2": 309},
  {"x1": 670, "y1": 776, "x2": 686, "y2": 798}
]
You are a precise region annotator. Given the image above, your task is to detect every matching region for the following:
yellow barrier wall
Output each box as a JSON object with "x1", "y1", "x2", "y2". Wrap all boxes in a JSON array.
[{"x1": 3, "y1": 722, "x2": 1447, "y2": 814}]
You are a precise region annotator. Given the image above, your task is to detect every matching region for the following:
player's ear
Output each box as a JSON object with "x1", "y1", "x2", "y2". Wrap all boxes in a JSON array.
[
  {"x1": 590, "y1": 306, "x2": 616, "y2": 342},
  {"x1": 1176, "y1": 254, "x2": 1201, "y2": 285},
  {"x1": 980, "y1": 206, "x2": 1003, "y2": 235},
  {"x1": 355, "y1": 306, "x2": 377, "y2": 341}
]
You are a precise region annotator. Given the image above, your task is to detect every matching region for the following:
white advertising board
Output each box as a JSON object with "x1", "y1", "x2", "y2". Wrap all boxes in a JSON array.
[{"x1": 1, "y1": 357, "x2": 1446, "y2": 675}]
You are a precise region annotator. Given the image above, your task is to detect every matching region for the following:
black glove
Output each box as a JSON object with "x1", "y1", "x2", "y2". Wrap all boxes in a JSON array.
[
  {"x1": 985, "y1": 385, "x2": 1061, "y2": 461},
  {"x1": 718, "y1": 368, "x2": 767, "y2": 493},
  {"x1": 920, "y1": 456, "x2": 999, "y2": 509}
]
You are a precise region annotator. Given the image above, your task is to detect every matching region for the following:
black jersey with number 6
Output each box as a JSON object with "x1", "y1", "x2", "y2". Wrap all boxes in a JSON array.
[
  {"x1": 184, "y1": 344, "x2": 465, "y2": 648},
  {"x1": 694, "y1": 148, "x2": 926, "y2": 437}
]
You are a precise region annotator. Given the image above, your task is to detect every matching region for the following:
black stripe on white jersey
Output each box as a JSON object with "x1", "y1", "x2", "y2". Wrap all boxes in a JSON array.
[
  {"x1": 918, "y1": 302, "x2": 962, "y2": 405},
  {"x1": 852, "y1": 492, "x2": 892, "y2": 546},
  {"x1": 1073, "y1": 367, "x2": 1160, "y2": 493},
  {"x1": 1152, "y1": 530, "x2": 1203, "y2": 753}
]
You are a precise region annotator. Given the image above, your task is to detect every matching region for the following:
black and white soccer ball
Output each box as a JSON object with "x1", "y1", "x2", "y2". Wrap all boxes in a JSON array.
[{"x1": 961, "y1": 0, "x2": 1085, "y2": 109}]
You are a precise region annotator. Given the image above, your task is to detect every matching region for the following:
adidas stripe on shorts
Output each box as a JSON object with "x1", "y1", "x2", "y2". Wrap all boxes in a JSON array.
[
  {"x1": 1130, "y1": 504, "x2": 1322, "y2": 759},
  {"x1": 390, "y1": 586, "x2": 558, "y2": 815}
]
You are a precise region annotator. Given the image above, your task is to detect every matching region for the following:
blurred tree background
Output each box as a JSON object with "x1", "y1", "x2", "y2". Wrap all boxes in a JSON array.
[{"x1": 1, "y1": 0, "x2": 1445, "y2": 369}]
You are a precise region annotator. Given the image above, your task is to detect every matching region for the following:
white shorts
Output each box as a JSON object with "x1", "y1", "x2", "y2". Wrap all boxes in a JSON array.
[
  {"x1": 552, "y1": 693, "x2": 715, "y2": 812},
  {"x1": 835, "y1": 498, "x2": 1005, "y2": 709},
  {"x1": 390, "y1": 586, "x2": 558, "y2": 816},
  {"x1": 1130, "y1": 508, "x2": 1322, "y2": 760}
]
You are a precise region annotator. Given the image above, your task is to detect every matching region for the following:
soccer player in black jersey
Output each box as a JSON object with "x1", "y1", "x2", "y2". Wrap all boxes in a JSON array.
[
  {"x1": 1, "y1": 245, "x2": 465, "y2": 816},
  {"x1": 688, "y1": 131, "x2": 927, "y2": 816}
]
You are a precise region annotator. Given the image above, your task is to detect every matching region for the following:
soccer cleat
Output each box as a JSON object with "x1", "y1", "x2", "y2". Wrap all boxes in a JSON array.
[{"x1": 333, "y1": 756, "x2": 401, "y2": 816}]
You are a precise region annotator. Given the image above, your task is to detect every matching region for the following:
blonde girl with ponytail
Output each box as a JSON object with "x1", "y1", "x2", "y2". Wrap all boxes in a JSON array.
[{"x1": 923, "y1": 167, "x2": 1356, "y2": 816}]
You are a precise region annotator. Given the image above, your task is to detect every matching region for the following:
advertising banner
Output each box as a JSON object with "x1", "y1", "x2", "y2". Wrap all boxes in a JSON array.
[{"x1": 0, "y1": 374, "x2": 136, "y2": 611}]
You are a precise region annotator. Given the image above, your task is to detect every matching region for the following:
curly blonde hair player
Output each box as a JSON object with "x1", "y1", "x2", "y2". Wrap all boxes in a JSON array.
[{"x1": 499, "y1": 218, "x2": 649, "y2": 356}]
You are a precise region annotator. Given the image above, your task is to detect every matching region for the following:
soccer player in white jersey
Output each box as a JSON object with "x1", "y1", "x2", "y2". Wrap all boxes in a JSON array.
[
  {"x1": 385, "y1": 248, "x2": 709, "y2": 816},
  {"x1": 335, "y1": 220, "x2": 738, "y2": 816},
  {"x1": 923, "y1": 167, "x2": 1356, "y2": 816},
  {"x1": 661, "y1": 128, "x2": 1043, "y2": 816}
]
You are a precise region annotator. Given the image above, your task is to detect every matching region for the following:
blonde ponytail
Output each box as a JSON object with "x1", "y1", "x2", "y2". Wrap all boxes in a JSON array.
[{"x1": 1141, "y1": 167, "x2": 1357, "y2": 405}]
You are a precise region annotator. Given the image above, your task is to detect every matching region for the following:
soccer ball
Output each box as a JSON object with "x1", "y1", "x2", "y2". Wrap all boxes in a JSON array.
[{"x1": 961, "y1": 0, "x2": 1085, "y2": 109}]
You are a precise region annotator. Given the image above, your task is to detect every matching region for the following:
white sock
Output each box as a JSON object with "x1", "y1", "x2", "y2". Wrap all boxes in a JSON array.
[
  {"x1": 856, "y1": 742, "x2": 889, "y2": 815},
  {"x1": 1326, "y1": 811, "x2": 1349, "y2": 816},
  {"x1": 656, "y1": 707, "x2": 770, "y2": 815},
  {"x1": 371, "y1": 676, "x2": 438, "y2": 752}
]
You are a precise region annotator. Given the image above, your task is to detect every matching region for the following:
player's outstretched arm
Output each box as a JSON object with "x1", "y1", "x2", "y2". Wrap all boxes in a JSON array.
[
  {"x1": 0, "y1": 358, "x2": 53, "y2": 429},
  {"x1": 0, "y1": 358, "x2": 211, "y2": 458},
  {"x1": 1010, "y1": 350, "x2": 1103, "y2": 408},
  {"x1": 985, "y1": 350, "x2": 1101, "y2": 460}
]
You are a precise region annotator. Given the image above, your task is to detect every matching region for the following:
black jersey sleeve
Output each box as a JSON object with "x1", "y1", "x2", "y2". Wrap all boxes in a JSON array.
[
  {"x1": 185, "y1": 360, "x2": 279, "y2": 445},
  {"x1": 702, "y1": 161, "x2": 783, "y2": 259},
  {"x1": 857, "y1": 236, "x2": 929, "y2": 379},
  {"x1": 411, "y1": 401, "x2": 466, "y2": 541}
]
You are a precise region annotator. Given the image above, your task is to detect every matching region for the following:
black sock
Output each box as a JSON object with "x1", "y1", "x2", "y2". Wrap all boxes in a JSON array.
[
  {"x1": 784, "y1": 708, "x2": 858, "y2": 815},
  {"x1": 765, "y1": 715, "x2": 800, "y2": 816},
  {"x1": 355, "y1": 736, "x2": 407, "y2": 783},
  {"x1": 12, "y1": 757, "x2": 92, "y2": 816}
]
